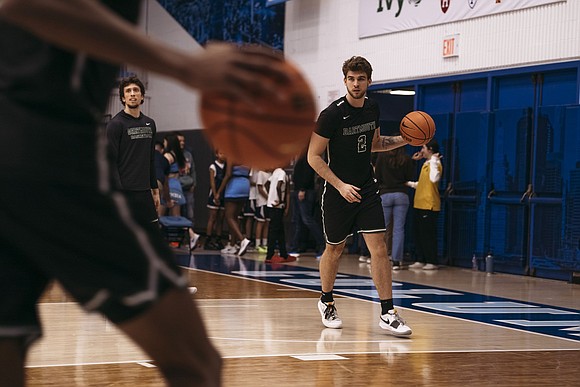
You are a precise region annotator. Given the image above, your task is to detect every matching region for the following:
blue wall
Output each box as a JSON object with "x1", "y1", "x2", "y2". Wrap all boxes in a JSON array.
[{"x1": 373, "y1": 62, "x2": 580, "y2": 281}]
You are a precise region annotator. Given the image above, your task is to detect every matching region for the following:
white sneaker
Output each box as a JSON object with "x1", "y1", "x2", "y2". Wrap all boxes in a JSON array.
[
  {"x1": 379, "y1": 309, "x2": 412, "y2": 336},
  {"x1": 189, "y1": 233, "x2": 200, "y2": 251},
  {"x1": 221, "y1": 243, "x2": 238, "y2": 254},
  {"x1": 220, "y1": 244, "x2": 231, "y2": 254},
  {"x1": 220, "y1": 243, "x2": 231, "y2": 254},
  {"x1": 358, "y1": 255, "x2": 368, "y2": 262},
  {"x1": 408, "y1": 262, "x2": 424, "y2": 269},
  {"x1": 189, "y1": 286, "x2": 198, "y2": 294},
  {"x1": 422, "y1": 263, "x2": 439, "y2": 270},
  {"x1": 237, "y1": 238, "x2": 251, "y2": 256},
  {"x1": 318, "y1": 300, "x2": 343, "y2": 329},
  {"x1": 366, "y1": 258, "x2": 371, "y2": 264}
]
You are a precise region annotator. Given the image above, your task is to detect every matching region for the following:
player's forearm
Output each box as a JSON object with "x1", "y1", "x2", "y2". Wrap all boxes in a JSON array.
[
  {"x1": 162, "y1": 179, "x2": 170, "y2": 202},
  {"x1": 215, "y1": 178, "x2": 228, "y2": 197},
  {"x1": 276, "y1": 187, "x2": 283, "y2": 206},
  {"x1": 259, "y1": 187, "x2": 268, "y2": 198},
  {"x1": 0, "y1": 0, "x2": 192, "y2": 85},
  {"x1": 307, "y1": 154, "x2": 342, "y2": 191},
  {"x1": 372, "y1": 135, "x2": 406, "y2": 152}
]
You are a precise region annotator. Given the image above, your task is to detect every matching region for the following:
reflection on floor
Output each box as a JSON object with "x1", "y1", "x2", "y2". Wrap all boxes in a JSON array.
[{"x1": 26, "y1": 249, "x2": 580, "y2": 386}]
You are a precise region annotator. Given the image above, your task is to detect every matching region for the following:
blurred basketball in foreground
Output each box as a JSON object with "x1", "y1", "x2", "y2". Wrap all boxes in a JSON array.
[
  {"x1": 399, "y1": 111, "x2": 436, "y2": 146},
  {"x1": 200, "y1": 59, "x2": 316, "y2": 169}
]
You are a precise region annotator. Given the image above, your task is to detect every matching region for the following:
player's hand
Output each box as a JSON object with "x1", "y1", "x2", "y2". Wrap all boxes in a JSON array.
[
  {"x1": 298, "y1": 190, "x2": 306, "y2": 201},
  {"x1": 187, "y1": 42, "x2": 290, "y2": 103},
  {"x1": 339, "y1": 183, "x2": 361, "y2": 203},
  {"x1": 412, "y1": 151, "x2": 423, "y2": 160},
  {"x1": 151, "y1": 189, "x2": 161, "y2": 210}
]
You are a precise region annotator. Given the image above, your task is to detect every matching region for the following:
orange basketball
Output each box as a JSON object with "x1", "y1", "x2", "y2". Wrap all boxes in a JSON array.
[
  {"x1": 200, "y1": 60, "x2": 316, "y2": 169},
  {"x1": 399, "y1": 110, "x2": 436, "y2": 146}
]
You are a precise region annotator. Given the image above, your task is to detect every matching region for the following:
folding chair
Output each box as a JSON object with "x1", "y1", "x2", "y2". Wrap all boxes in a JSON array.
[{"x1": 159, "y1": 216, "x2": 192, "y2": 249}]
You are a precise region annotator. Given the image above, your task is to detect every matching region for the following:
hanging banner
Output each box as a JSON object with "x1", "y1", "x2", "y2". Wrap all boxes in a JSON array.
[{"x1": 359, "y1": 0, "x2": 567, "y2": 38}]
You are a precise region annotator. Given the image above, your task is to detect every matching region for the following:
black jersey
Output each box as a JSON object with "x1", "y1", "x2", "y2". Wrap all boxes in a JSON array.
[
  {"x1": 106, "y1": 111, "x2": 158, "y2": 191},
  {"x1": 212, "y1": 161, "x2": 227, "y2": 193},
  {"x1": 0, "y1": 1, "x2": 141, "y2": 187},
  {"x1": 315, "y1": 96, "x2": 380, "y2": 188}
]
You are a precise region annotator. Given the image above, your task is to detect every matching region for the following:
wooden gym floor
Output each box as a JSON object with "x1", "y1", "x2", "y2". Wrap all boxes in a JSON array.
[{"x1": 27, "y1": 250, "x2": 579, "y2": 386}]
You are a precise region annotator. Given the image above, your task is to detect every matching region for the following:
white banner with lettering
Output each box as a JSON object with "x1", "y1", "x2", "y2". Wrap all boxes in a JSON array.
[{"x1": 359, "y1": 0, "x2": 566, "y2": 38}]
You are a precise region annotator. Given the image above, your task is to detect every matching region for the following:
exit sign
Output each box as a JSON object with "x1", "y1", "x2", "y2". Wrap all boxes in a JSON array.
[{"x1": 443, "y1": 34, "x2": 460, "y2": 58}]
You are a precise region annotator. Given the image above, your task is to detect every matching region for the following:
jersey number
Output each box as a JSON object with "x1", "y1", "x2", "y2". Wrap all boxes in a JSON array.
[{"x1": 357, "y1": 135, "x2": 367, "y2": 153}]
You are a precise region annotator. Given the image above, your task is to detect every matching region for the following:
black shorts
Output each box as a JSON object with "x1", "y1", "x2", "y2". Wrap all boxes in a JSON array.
[
  {"x1": 254, "y1": 205, "x2": 268, "y2": 222},
  {"x1": 243, "y1": 199, "x2": 256, "y2": 217},
  {"x1": 0, "y1": 181, "x2": 187, "y2": 347},
  {"x1": 207, "y1": 192, "x2": 225, "y2": 209},
  {"x1": 321, "y1": 178, "x2": 386, "y2": 244},
  {"x1": 122, "y1": 189, "x2": 159, "y2": 224}
]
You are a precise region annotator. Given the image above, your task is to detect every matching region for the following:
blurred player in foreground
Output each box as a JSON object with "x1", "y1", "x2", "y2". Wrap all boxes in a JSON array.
[{"x1": 0, "y1": 1, "x2": 292, "y2": 386}]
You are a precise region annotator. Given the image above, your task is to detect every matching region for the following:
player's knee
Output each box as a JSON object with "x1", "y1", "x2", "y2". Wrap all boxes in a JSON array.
[
  {"x1": 324, "y1": 244, "x2": 343, "y2": 258},
  {"x1": 367, "y1": 243, "x2": 388, "y2": 258}
]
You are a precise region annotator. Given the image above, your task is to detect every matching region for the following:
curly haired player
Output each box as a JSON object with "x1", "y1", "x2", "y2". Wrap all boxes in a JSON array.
[{"x1": 307, "y1": 56, "x2": 412, "y2": 336}]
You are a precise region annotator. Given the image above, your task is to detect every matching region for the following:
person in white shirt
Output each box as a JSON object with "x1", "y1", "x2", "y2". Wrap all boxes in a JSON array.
[
  {"x1": 254, "y1": 169, "x2": 272, "y2": 252},
  {"x1": 406, "y1": 139, "x2": 443, "y2": 270},
  {"x1": 264, "y1": 168, "x2": 293, "y2": 263}
]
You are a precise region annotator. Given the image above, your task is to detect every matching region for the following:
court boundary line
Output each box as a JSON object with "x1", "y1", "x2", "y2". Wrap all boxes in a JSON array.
[
  {"x1": 187, "y1": 267, "x2": 580, "y2": 345},
  {"x1": 25, "y1": 347, "x2": 580, "y2": 368}
]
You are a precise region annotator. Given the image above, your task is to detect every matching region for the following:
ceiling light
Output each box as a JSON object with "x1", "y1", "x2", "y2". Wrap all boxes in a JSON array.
[{"x1": 388, "y1": 89, "x2": 415, "y2": 96}]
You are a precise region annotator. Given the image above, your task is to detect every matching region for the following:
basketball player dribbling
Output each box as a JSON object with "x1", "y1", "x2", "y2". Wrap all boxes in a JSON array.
[
  {"x1": 307, "y1": 56, "x2": 413, "y2": 336},
  {"x1": 0, "y1": 1, "x2": 292, "y2": 386}
]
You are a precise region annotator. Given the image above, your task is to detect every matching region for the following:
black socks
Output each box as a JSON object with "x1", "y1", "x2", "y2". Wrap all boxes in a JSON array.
[
  {"x1": 380, "y1": 299, "x2": 394, "y2": 315},
  {"x1": 322, "y1": 293, "x2": 393, "y2": 314},
  {"x1": 321, "y1": 291, "x2": 334, "y2": 303}
]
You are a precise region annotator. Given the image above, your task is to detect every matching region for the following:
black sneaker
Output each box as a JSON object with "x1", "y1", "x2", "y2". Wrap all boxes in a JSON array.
[
  {"x1": 392, "y1": 261, "x2": 407, "y2": 270},
  {"x1": 204, "y1": 236, "x2": 218, "y2": 250}
]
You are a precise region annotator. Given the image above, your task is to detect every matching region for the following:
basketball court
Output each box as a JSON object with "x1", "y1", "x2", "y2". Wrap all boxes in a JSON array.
[{"x1": 26, "y1": 250, "x2": 579, "y2": 386}]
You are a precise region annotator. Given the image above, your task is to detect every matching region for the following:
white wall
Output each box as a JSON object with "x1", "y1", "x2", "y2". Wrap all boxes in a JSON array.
[
  {"x1": 128, "y1": 0, "x2": 580, "y2": 128},
  {"x1": 284, "y1": 0, "x2": 580, "y2": 110},
  {"x1": 109, "y1": 0, "x2": 205, "y2": 132}
]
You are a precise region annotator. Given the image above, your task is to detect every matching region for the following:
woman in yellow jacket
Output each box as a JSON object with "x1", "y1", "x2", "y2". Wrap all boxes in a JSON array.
[{"x1": 406, "y1": 139, "x2": 442, "y2": 270}]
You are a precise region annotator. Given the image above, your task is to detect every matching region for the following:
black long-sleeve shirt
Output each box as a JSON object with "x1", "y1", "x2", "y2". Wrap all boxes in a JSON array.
[
  {"x1": 106, "y1": 110, "x2": 158, "y2": 191},
  {"x1": 292, "y1": 154, "x2": 316, "y2": 191},
  {"x1": 375, "y1": 153, "x2": 415, "y2": 195}
]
